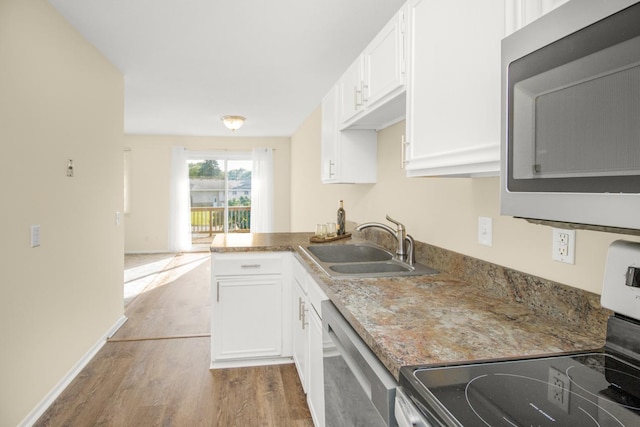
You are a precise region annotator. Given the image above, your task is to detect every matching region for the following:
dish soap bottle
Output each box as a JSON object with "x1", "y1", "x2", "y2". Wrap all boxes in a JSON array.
[{"x1": 337, "y1": 200, "x2": 346, "y2": 235}]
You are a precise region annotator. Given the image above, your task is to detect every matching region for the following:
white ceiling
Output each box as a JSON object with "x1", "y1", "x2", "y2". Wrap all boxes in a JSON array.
[{"x1": 48, "y1": 0, "x2": 407, "y2": 137}]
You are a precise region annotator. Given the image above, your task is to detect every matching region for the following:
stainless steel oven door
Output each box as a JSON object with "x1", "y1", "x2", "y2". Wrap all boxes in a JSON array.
[{"x1": 322, "y1": 300, "x2": 397, "y2": 427}]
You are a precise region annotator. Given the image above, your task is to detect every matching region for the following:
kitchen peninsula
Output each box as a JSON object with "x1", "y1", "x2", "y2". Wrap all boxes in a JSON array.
[{"x1": 210, "y1": 232, "x2": 609, "y2": 380}]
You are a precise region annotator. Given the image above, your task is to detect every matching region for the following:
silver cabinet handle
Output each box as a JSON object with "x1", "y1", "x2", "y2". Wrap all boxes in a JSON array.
[
  {"x1": 301, "y1": 301, "x2": 308, "y2": 330},
  {"x1": 329, "y1": 160, "x2": 335, "y2": 178},
  {"x1": 298, "y1": 297, "x2": 303, "y2": 321},
  {"x1": 216, "y1": 281, "x2": 220, "y2": 302},
  {"x1": 240, "y1": 264, "x2": 261, "y2": 269}
]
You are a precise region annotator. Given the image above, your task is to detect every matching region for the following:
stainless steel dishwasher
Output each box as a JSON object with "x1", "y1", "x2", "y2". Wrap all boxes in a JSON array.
[{"x1": 322, "y1": 300, "x2": 398, "y2": 427}]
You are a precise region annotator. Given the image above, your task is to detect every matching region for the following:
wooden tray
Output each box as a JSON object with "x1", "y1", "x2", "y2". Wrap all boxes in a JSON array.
[{"x1": 309, "y1": 232, "x2": 352, "y2": 243}]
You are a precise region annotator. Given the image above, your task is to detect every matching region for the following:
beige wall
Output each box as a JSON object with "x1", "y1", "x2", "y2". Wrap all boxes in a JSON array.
[
  {"x1": 0, "y1": 1, "x2": 125, "y2": 425},
  {"x1": 291, "y1": 107, "x2": 640, "y2": 295},
  {"x1": 124, "y1": 135, "x2": 291, "y2": 253}
]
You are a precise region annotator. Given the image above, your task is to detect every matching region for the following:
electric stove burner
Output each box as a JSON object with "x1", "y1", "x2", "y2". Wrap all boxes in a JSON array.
[
  {"x1": 399, "y1": 242, "x2": 640, "y2": 426},
  {"x1": 401, "y1": 352, "x2": 640, "y2": 426}
]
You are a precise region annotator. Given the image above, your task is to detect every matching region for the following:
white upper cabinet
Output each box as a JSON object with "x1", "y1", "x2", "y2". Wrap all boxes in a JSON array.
[
  {"x1": 505, "y1": 0, "x2": 570, "y2": 35},
  {"x1": 338, "y1": 57, "x2": 365, "y2": 124},
  {"x1": 403, "y1": 0, "x2": 504, "y2": 177},
  {"x1": 321, "y1": 85, "x2": 377, "y2": 184},
  {"x1": 339, "y1": 3, "x2": 408, "y2": 131},
  {"x1": 363, "y1": 5, "x2": 407, "y2": 109}
]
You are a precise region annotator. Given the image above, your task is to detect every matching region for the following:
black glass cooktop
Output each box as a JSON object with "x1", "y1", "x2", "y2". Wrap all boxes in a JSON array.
[{"x1": 400, "y1": 352, "x2": 640, "y2": 426}]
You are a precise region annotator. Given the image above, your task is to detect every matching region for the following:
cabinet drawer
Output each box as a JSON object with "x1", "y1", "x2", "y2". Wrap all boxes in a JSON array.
[{"x1": 213, "y1": 253, "x2": 283, "y2": 276}]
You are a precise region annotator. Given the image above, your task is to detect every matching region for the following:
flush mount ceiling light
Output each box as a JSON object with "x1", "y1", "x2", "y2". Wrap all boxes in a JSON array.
[{"x1": 221, "y1": 115, "x2": 246, "y2": 131}]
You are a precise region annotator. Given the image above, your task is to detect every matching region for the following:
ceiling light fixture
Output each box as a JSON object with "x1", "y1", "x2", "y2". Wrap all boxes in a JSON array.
[{"x1": 221, "y1": 115, "x2": 246, "y2": 131}]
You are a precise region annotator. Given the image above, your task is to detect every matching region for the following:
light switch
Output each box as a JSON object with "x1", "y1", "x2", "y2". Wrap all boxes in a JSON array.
[
  {"x1": 478, "y1": 217, "x2": 493, "y2": 247},
  {"x1": 31, "y1": 224, "x2": 40, "y2": 248}
]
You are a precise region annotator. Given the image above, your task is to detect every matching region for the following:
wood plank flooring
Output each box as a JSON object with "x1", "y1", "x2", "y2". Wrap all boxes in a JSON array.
[{"x1": 35, "y1": 253, "x2": 313, "y2": 427}]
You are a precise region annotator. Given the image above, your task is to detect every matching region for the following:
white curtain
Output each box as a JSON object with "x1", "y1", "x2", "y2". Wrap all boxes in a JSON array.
[
  {"x1": 251, "y1": 148, "x2": 274, "y2": 233},
  {"x1": 169, "y1": 146, "x2": 192, "y2": 252}
]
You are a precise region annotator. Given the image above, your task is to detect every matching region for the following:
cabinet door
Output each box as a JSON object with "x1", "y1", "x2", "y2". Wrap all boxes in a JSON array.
[
  {"x1": 292, "y1": 279, "x2": 309, "y2": 392},
  {"x1": 321, "y1": 87, "x2": 377, "y2": 184},
  {"x1": 405, "y1": 0, "x2": 503, "y2": 177},
  {"x1": 212, "y1": 276, "x2": 282, "y2": 361},
  {"x1": 338, "y1": 57, "x2": 365, "y2": 123},
  {"x1": 308, "y1": 307, "x2": 325, "y2": 427},
  {"x1": 505, "y1": 0, "x2": 569, "y2": 35},
  {"x1": 321, "y1": 87, "x2": 339, "y2": 183},
  {"x1": 363, "y1": 6, "x2": 406, "y2": 109}
]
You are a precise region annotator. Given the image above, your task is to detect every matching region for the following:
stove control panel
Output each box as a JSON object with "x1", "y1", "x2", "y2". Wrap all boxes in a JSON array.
[
  {"x1": 602, "y1": 240, "x2": 640, "y2": 320},
  {"x1": 626, "y1": 266, "x2": 640, "y2": 288}
]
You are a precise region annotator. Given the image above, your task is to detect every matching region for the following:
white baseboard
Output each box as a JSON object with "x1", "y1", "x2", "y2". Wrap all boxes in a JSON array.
[
  {"x1": 124, "y1": 250, "x2": 177, "y2": 255},
  {"x1": 18, "y1": 315, "x2": 128, "y2": 427},
  {"x1": 210, "y1": 356, "x2": 294, "y2": 370}
]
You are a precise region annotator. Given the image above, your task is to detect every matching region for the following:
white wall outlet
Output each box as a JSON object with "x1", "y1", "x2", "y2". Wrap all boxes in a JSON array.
[
  {"x1": 552, "y1": 228, "x2": 575, "y2": 264},
  {"x1": 30, "y1": 224, "x2": 41, "y2": 248},
  {"x1": 478, "y1": 216, "x2": 493, "y2": 247},
  {"x1": 547, "y1": 367, "x2": 570, "y2": 412}
]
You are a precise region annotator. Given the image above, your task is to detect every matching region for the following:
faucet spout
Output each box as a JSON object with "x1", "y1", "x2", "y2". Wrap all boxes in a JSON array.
[{"x1": 356, "y1": 215, "x2": 410, "y2": 263}]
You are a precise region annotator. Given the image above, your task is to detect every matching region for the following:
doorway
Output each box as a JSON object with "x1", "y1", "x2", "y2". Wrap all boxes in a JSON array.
[{"x1": 188, "y1": 155, "x2": 252, "y2": 247}]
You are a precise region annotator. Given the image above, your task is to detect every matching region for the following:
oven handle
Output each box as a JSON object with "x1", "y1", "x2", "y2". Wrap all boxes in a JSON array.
[
  {"x1": 395, "y1": 387, "x2": 430, "y2": 427},
  {"x1": 327, "y1": 326, "x2": 373, "y2": 399}
]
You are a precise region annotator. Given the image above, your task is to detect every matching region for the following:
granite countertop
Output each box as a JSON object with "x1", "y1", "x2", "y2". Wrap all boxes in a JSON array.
[{"x1": 211, "y1": 233, "x2": 606, "y2": 380}]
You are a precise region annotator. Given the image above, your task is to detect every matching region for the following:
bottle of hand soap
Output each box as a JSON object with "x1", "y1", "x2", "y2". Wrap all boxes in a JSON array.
[{"x1": 337, "y1": 200, "x2": 346, "y2": 235}]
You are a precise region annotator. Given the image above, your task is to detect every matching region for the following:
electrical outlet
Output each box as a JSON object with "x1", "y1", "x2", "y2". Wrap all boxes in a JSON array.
[
  {"x1": 548, "y1": 367, "x2": 570, "y2": 412},
  {"x1": 552, "y1": 228, "x2": 575, "y2": 264},
  {"x1": 478, "y1": 217, "x2": 493, "y2": 247}
]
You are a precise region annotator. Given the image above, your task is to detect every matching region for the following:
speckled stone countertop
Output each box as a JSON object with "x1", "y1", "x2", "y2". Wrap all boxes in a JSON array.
[{"x1": 211, "y1": 233, "x2": 608, "y2": 380}]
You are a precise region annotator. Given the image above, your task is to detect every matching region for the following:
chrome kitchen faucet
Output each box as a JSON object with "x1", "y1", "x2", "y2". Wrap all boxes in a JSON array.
[{"x1": 356, "y1": 215, "x2": 415, "y2": 266}]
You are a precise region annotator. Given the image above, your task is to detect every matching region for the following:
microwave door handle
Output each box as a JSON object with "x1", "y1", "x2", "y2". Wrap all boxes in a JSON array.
[{"x1": 327, "y1": 327, "x2": 372, "y2": 400}]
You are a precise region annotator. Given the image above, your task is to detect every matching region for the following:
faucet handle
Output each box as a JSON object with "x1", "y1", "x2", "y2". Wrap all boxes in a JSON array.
[{"x1": 385, "y1": 214, "x2": 405, "y2": 230}]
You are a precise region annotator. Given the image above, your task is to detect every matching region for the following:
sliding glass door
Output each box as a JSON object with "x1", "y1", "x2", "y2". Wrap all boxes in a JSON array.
[{"x1": 188, "y1": 154, "x2": 252, "y2": 245}]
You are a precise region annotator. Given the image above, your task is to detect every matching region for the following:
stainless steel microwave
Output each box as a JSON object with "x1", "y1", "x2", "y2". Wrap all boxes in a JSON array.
[{"x1": 501, "y1": 0, "x2": 640, "y2": 230}]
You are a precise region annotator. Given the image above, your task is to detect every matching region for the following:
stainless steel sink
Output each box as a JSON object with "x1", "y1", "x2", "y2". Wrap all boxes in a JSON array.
[
  {"x1": 329, "y1": 261, "x2": 412, "y2": 274},
  {"x1": 305, "y1": 243, "x2": 393, "y2": 263},
  {"x1": 300, "y1": 243, "x2": 438, "y2": 278}
]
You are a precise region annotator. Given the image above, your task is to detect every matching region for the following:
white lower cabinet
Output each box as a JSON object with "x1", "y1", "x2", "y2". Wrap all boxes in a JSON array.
[
  {"x1": 292, "y1": 272, "x2": 309, "y2": 390},
  {"x1": 307, "y1": 304, "x2": 325, "y2": 427},
  {"x1": 292, "y1": 255, "x2": 328, "y2": 427},
  {"x1": 211, "y1": 252, "x2": 292, "y2": 368},
  {"x1": 211, "y1": 251, "x2": 327, "y2": 426}
]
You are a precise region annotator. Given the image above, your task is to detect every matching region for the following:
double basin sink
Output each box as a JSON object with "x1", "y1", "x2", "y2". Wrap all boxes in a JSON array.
[{"x1": 300, "y1": 242, "x2": 438, "y2": 278}]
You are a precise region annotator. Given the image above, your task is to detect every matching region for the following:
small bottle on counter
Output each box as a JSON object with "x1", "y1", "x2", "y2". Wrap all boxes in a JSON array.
[{"x1": 337, "y1": 200, "x2": 346, "y2": 235}]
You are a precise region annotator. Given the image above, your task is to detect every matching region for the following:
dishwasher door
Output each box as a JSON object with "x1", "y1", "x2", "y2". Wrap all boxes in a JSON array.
[{"x1": 322, "y1": 300, "x2": 397, "y2": 427}]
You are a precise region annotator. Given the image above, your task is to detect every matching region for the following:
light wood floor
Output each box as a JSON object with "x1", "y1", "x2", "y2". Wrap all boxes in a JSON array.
[{"x1": 35, "y1": 253, "x2": 313, "y2": 427}]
